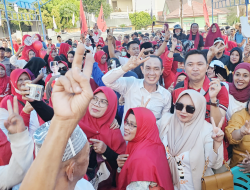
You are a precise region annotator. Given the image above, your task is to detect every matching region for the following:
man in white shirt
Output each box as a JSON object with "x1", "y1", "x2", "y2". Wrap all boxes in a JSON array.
[{"x1": 103, "y1": 50, "x2": 172, "y2": 135}]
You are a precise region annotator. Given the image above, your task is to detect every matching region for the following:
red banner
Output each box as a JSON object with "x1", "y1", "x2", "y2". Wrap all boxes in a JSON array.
[
  {"x1": 80, "y1": 0, "x2": 88, "y2": 35},
  {"x1": 203, "y1": 0, "x2": 210, "y2": 27},
  {"x1": 97, "y1": 4, "x2": 107, "y2": 32}
]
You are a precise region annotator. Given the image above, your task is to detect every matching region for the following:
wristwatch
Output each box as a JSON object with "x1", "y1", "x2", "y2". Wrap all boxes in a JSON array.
[
  {"x1": 165, "y1": 40, "x2": 169, "y2": 43},
  {"x1": 208, "y1": 99, "x2": 219, "y2": 107}
]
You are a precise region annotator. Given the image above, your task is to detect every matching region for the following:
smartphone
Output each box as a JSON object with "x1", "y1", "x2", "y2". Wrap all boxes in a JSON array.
[
  {"x1": 214, "y1": 65, "x2": 227, "y2": 80},
  {"x1": 107, "y1": 29, "x2": 110, "y2": 34},
  {"x1": 25, "y1": 84, "x2": 44, "y2": 101}
]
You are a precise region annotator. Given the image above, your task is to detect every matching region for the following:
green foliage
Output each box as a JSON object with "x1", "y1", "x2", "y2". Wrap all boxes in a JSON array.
[
  {"x1": 227, "y1": 6, "x2": 245, "y2": 26},
  {"x1": 82, "y1": 0, "x2": 112, "y2": 18},
  {"x1": 119, "y1": 24, "x2": 126, "y2": 28},
  {"x1": 129, "y1": 12, "x2": 156, "y2": 30}
]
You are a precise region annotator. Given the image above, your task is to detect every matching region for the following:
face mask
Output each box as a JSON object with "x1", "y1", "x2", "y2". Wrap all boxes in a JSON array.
[
  {"x1": 121, "y1": 51, "x2": 127, "y2": 57},
  {"x1": 175, "y1": 32, "x2": 180, "y2": 36}
]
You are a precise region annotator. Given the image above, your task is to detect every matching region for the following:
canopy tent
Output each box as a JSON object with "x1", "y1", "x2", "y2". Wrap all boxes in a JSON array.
[{"x1": 1, "y1": 0, "x2": 50, "y2": 54}]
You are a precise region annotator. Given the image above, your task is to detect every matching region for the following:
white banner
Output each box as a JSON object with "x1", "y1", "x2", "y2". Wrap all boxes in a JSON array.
[
  {"x1": 72, "y1": 13, "x2": 75, "y2": 26},
  {"x1": 53, "y1": 15, "x2": 57, "y2": 29}
]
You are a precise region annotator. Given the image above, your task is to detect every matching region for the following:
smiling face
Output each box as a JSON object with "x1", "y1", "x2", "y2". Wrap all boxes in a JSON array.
[
  {"x1": 28, "y1": 50, "x2": 36, "y2": 60},
  {"x1": 233, "y1": 68, "x2": 250, "y2": 90},
  {"x1": 0, "y1": 66, "x2": 5, "y2": 77},
  {"x1": 124, "y1": 113, "x2": 137, "y2": 141},
  {"x1": 141, "y1": 57, "x2": 163, "y2": 85},
  {"x1": 176, "y1": 94, "x2": 195, "y2": 123},
  {"x1": 191, "y1": 24, "x2": 198, "y2": 34},
  {"x1": 17, "y1": 73, "x2": 30, "y2": 90},
  {"x1": 207, "y1": 66, "x2": 215, "y2": 78},
  {"x1": 212, "y1": 25, "x2": 217, "y2": 33},
  {"x1": 88, "y1": 92, "x2": 108, "y2": 118},
  {"x1": 185, "y1": 54, "x2": 208, "y2": 83},
  {"x1": 51, "y1": 49, "x2": 57, "y2": 58},
  {"x1": 127, "y1": 43, "x2": 140, "y2": 56},
  {"x1": 230, "y1": 50, "x2": 240, "y2": 64}
]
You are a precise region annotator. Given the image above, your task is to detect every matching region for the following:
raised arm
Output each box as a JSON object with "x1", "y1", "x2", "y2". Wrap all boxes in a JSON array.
[
  {"x1": 155, "y1": 30, "x2": 170, "y2": 57},
  {"x1": 19, "y1": 44, "x2": 93, "y2": 190},
  {"x1": 107, "y1": 30, "x2": 117, "y2": 58}
]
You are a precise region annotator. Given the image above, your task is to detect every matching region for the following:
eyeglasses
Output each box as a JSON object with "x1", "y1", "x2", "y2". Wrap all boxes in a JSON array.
[
  {"x1": 125, "y1": 119, "x2": 137, "y2": 130},
  {"x1": 175, "y1": 102, "x2": 195, "y2": 114},
  {"x1": 144, "y1": 50, "x2": 154, "y2": 55},
  {"x1": 90, "y1": 96, "x2": 108, "y2": 108}
]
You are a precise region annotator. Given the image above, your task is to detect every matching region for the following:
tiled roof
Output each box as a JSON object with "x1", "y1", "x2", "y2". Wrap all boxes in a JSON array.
[{"x1": 166, "y1": 0, "x2": 226, "y2": 18}]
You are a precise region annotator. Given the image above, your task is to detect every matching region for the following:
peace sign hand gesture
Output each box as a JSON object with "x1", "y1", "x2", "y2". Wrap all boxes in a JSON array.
[
  {"x1": 122, "y1": 48, "x2": 150, "y2": 72},
  {"x1": 138, "y1": 96, "x2": 150, "y2": 108},
  {"x1": 211, "y1": 117, "x2": 225, "y2": 143},
  {"x1": 4, "y1": 96, "x2": 26, "y2": 134},
  {"x1": 240, "y1": 120, "x2": 250, "y2": 137}
]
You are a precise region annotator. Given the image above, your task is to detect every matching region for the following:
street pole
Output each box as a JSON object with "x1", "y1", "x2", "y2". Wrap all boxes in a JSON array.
[
  {"x1": 212, "y1": 0, "x2": 214, "y2": 23},
  {"x1": 135, "y1": 0, "x2": 136, "y2": 31},
  {"x1": 180, "y1": 0, "x2": 183, "y2": 27},
  {"x1": 38, "y1": 1, "x2": 46, "y2": 41},
  {"x1": 246, "y1": 0, "x2": 249, "y2": 17}
]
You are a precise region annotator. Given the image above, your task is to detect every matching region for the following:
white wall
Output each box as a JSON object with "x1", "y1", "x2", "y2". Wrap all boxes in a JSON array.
[{"x1": 117, "y1": 0, "x2": 133, "y2": 12}]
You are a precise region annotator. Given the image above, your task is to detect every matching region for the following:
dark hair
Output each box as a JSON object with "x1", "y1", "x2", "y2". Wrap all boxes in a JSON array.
[
  {"x1": 246, "y1": 96, "x2": 250, "y2": 112},
  {"x1": 225, "y1": 26, "x2": 230, "y2": 30},
  {"x1": 124, "y1": 35, "x2": 129, "y2": 40},
  {"x1": 184, "y1": 50, "x2": 207, "y2": 64},
  {"x1": 145, "y1": 33, "x2": 149, "y2": 37},
  {"x1": 129, "y1": 109, "x2": 134, "y2": 115},
  {"x1": 220, "y1": 28, "x2": 225, "y2": 31},
  {"x1": 140, "y1": 34, "x2": 144, "y2": 38},
  {"x1": 97, "y1": 44, "x2": 102, "y2": 48},
  {"x1": 127, "y1": 41, "x2": 139, "y2": 50},
  {"x1": 134, "y1": 32, "x2": 138, "y2": 37},
  {"x1": 5, "y1": 48, "x2": 11, "y2": 53},
  {"x1": 57, "y1": 35, "x2": 61, "y2": 39},
  {"x1": 142, "y1": 55, "x2": 163, "y2": 69}
]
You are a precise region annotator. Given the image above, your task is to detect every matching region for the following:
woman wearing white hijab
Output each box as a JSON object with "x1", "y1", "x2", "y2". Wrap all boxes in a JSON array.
[{"x1": 157, "y1": 89, "x2": 224, "y2": 190}]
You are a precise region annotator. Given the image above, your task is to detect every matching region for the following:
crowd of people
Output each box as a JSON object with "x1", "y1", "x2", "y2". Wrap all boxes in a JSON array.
[{"x1": 0, "y1": 22, "x2": 250, "y2": 190}]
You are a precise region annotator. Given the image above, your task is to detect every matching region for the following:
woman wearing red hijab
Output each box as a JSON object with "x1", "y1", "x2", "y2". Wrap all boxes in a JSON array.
[
  {"x1": 0, "y1": 64, "x2": 11, "y2": 103},
  {"x1": 204, "y1": 23, "x2": 223, "y2": 48},
  {"x1": 117, "y1": 107, "x2": 174, "y2": 190},
  {"x1": 0, "y1": 129, "x2": 11, "y2": 166},
  {"x1": 19, "y1": 35, "x2": 38, "y2": 62},
  {"x1": 186, "y1": 23, "x2": 204, "y2": 50},
  {"x1": 94, "y1": 51, "x2": 108, "y2": 74},
  {"x1": 79, "y1": 86, "x2": 126, "y2": 190},
  {"x1": 58, "y1": 43, "x2": 72, "y2": 63}
]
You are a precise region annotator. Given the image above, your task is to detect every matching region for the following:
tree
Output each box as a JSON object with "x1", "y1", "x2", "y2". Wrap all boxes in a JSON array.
[
  {"x1": 82, "y1": 0, "x2": 112, "y2": 18},
  {"x1": 227, "y1": 5, "x2": 245, "y2": 26},
  {"x1": 129, "y1": 11, "x2": 156, "y2": 30}
]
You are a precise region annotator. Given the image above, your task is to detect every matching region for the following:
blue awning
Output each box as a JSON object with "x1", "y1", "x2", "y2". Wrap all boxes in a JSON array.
[{"x1": 7, "y1": 0, "x2": 37, "y2": 10}]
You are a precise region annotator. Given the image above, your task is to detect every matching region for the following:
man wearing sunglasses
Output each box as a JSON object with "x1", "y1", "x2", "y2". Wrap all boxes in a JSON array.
[
  {"x1": 172, "y1": 49, "x2": 229, "y2": 129},
  {"x1": 103, "y1": 49, "x2": 171, "y2": 136}
]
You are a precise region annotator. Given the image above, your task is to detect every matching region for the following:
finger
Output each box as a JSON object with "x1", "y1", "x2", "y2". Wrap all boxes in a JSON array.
[
  {"x1": 118, "y1": 157, "x2": 128, "y2": 161},
  {"x1": 72, "y1": 43, "x2": 85, "y2": 69},
  {"x1": 82, "y1": 55, "x2": 93, "y2": 80},
  {"x1": 13, "y1": 96, "x2": 19, "y2": 114},
  {"x1": 53, "y1": 75, "x2": 73, "y2": 94},
  {"x1": 210, "y1": 117, "x2": 216, "y2": 130},
  {"x1": 118, "y1": 154, "x2": 129, "y2": 158},
  {"x1": 89, "y1": 138, "x2": 101, "y2": 143},
  {"x1": 71, "y1": 67, "x2": 91, "y2": 94},
  {"x1": 4, "y1": 120, "x2": 10, "y2": 130},
  {"x1": 138, "y1": 56, "x2": 150, "y2": 65},
  {"x1": 145, "y1": 98, "x2": 150, "y2": 107},
  {"x1": 138, "y1": 48, "x2": 145, "y2": 58},
  {"x1": 7, "y1": 100, "x2": 13, "y2": 116},
  {"x1": 218, "y1": 117, "x2": 225, "y2": 129}
]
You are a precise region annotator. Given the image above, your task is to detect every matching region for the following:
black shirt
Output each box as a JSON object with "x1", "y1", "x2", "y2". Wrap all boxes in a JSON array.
[
  {"x1": 186, "y1": 34, "x2": 204, "y2": 50},
  {"x1": 122, "y1": 43, "x2": 128, "y2": 50}
]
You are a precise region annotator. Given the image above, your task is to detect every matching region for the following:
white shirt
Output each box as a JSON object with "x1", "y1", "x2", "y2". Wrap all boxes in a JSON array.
[
  {"x1": 10, "y1": 55, "x2": 27, "y2": 69},
  {"x1": 75, "y1": 178, "x2": 95, "y2": 190},
  {"x1": 118, "y1": 56, "x2": 129, "y2": 66},
  {"x1": 102, "y1": 67, "x2": 171, "y2": 136},
  {"x1": 226, "y1": 94, "x2": 247, "y2": 120},
  {"x1": 84, "y1": 45, "x2": 94, "y2": 53}
]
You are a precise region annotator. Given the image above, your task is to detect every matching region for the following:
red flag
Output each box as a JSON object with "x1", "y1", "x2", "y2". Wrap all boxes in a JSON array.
[
  {"x1": 97, "y1": 4, "x2": 107, "y2": 32},
  {"x1": 203, "y1": 0, "x2": 210, "y2": 26},
  {"x1": 80, "y1": 0, "x2": 88, "y2": 35}
]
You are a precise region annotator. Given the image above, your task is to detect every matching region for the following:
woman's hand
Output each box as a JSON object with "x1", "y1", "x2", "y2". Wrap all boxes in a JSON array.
[
  {"x1": 119, "y1": 95, "x2": 125, "y2": 106},
  {"x1": 238, "y1": 150, "x2": 250, "y2": 173},
  {"x1": 240, "y1": 120, "x2": 250, "y2": 137},
  {"x1": 20, "y1": 80, "x2": 35, "y2": 102},
  {"x1": 4, "y1": 96, "x2": 26, "y2": 134},
  {"x1": 110, "y1": 119, "x2": 120, "y2": 130},
  {"x1": 23, "y1": 101, "x2": 34, "y2": 114},
  {"x1": 211, "y1": 117, "x2": 224, "y2": 143},
  {"x1": 90, "y1": 139, "x2": 107, "y2": 154},
  {"x1": 168, "y1": 82, "x2": 174, "y2": 93},
  {"x1": 216, "y1": 73, "x2": 226, "y2": 82},
  {"x1": 117, "y1": 154, "x2": 129, "y2": 168}
]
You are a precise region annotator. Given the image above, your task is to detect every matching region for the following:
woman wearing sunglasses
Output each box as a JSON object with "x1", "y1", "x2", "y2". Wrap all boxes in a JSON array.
[{"x1": 157, "y1": 89, "x2": 224, "y2": 190}]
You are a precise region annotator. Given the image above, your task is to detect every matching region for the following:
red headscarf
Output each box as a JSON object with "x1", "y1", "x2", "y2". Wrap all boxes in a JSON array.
[
  {"x1": 162, "y1": 23, "x2": 169, "y2": 33},
  {"x1": 97, "y1": 37, "x2": 105, "y2": 47},
  {"x1": 204, "y1": 23, "x2": 223, "y2": 47},
  {"x1": 229, "y1": 62, "x2": 250, "y2": 102},
  {"x1": 173, "y1": 70, "x2": 188, "y2": 87},
  {"x1": 118, "y1": 107, "x2": 174, "y2": 190},
  {"x1": 19, "y1": 35, "x2": 38, "y2": 62},
  {"x1": 58, "y1": 60, "x2": 69, "y2": 69},
  {"x1": 59, "y1": 43, "x2": 71, "y2": 58},
  {"x1": 188, "y1": 23, "x2": 200, "y2": 49},
  {"x1": 94, "y1": 51, "x2": 108, "y2": 74},
  {"x1": 226, "y1": 41, "x2": 237, "y2": 52},
  {"x1": 0, "y1": 64, "x2": 11, "y2": 103},
  {"x1": 0, "y1": 129, "x2": 11, "y2": 166},
  {"x1": 78, "y1": 87, "x2": 125, "y2": 154},
  {"x1": 36, "y1": 34, "x2": 43, "y2": 42},
  {"x1": 48, "y1": 47, "x2": 57, "y2": 65},
  {"x1": 0, "y1": 69, "x2": 31, "y2": 113}
]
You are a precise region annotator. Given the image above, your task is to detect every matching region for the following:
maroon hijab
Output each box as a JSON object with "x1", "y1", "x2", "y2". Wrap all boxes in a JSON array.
[
  {"x1": 188, "y1": 23, "x2": 200, "y2": 49},
  {"x1": 229, "y1": 62, "x2": 250, "y2": 102},
  {"x1": 204, "y1": 23, "x2": 223, "y2": 47}
]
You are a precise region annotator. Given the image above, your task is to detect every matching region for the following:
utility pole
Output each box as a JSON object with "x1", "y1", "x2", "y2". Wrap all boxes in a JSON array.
[{"x1": 180, "y1": 0, "x2": 183, "y2": 27}]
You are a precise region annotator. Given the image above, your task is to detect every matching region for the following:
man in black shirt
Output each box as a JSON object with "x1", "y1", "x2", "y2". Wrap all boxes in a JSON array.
[
  {"x1": 122, "y1": 35, "x2": 130, "y2": 49},
  {"x1": 173, "y1": 24, "x2": 187, "y2": 41}
]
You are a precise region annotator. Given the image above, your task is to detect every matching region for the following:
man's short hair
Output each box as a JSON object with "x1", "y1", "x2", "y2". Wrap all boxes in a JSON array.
[
  {"x1": 5, "y1": 48, "x2": 11, "y2": 53},
  {"x1": 145, "y1": 33, "x2": 149, "y2": 37},
  {"x1": 225, "y1": 26, "x2": 230, "y2": 30},
  {"x1": 134, "y1": 32, "x2": 138, "y2": 37},
  {"x1": 57, "y1": 35, "x2": 61, "y2": 39},
  {"x1": 127, "y1": 41, "x2": 139, "y2": 50},
  {"x1": 142, "y1": 55, "x2": 163, "y2": 69},
  {"x1": 124, "y1": 35, "x2": 129, "y2": 40},
  {"x1": 184, "y1": 50, "x2": 207, "y2": 64}
]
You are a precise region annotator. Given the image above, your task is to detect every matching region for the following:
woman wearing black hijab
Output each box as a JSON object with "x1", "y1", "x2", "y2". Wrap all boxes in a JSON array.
[
  {"x1": 225, "y1": 47, "x2": 243, "y2": 82},
  {"x1": 23, "y1": 57, "x2": 46, "y2": 86},
  {"x1": 67, "y1": 51, "x2": 75, "y2": 68}
]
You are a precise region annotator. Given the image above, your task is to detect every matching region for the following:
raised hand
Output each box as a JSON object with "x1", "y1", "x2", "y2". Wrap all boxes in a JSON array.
[
  {"x1": 211, "y1": 117, "x2": 224, "y2": 143},
  {"x1": 168, "y1": 82, "x2": 174, "y2": 93},
  {"x1": 238, "y1": 150, "x2": 250, "y2": 173},
  {"x1": 20, "y1": 80, "x2": 35, "y2": 102},
  {"x1": 216, "y1": 73, "x2": 226, "y2": 82},
  {"x1": 164, "y1": 30, "x2": 171, "y2": 41},
  {"x1": 209, "y1": 78, "x2": 221, "y2": 100},
  {"x1": 18, "y1": 46, "x2": 24, "y2": 53},
  {"x1": 117, "y1": 154, "x2": 129, "y2": 168},
  {"x1": 107, "y1": 28, "x2": 113, "y2": 41},
  {"x1": 138, "y1": 96, "x2": 150, "y2": 108},
  {"x1": 122, "y1": 48, "x2": 150, "y2": 72},
  {"x1": 208, "y1": 41, "x2": 226, "y2": 56},
  {"x1": 4, "y1": 96, "x2": 26, "y2": 134},
  {"x1": 23, "y1": 101, "x2": 34, "y2": 114},
  {"x1": 89, "y1": 139, "x2": 107, "y2": 154},
  {"x1": 52, "y1": 43, "x2": 93, "y2": 122},
  {"x1": 110, "y1": 118, "x2": 120, "y2": 130},
  {"x1": 240, "y1": 120, "x2": 250, "y2": 136}
]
